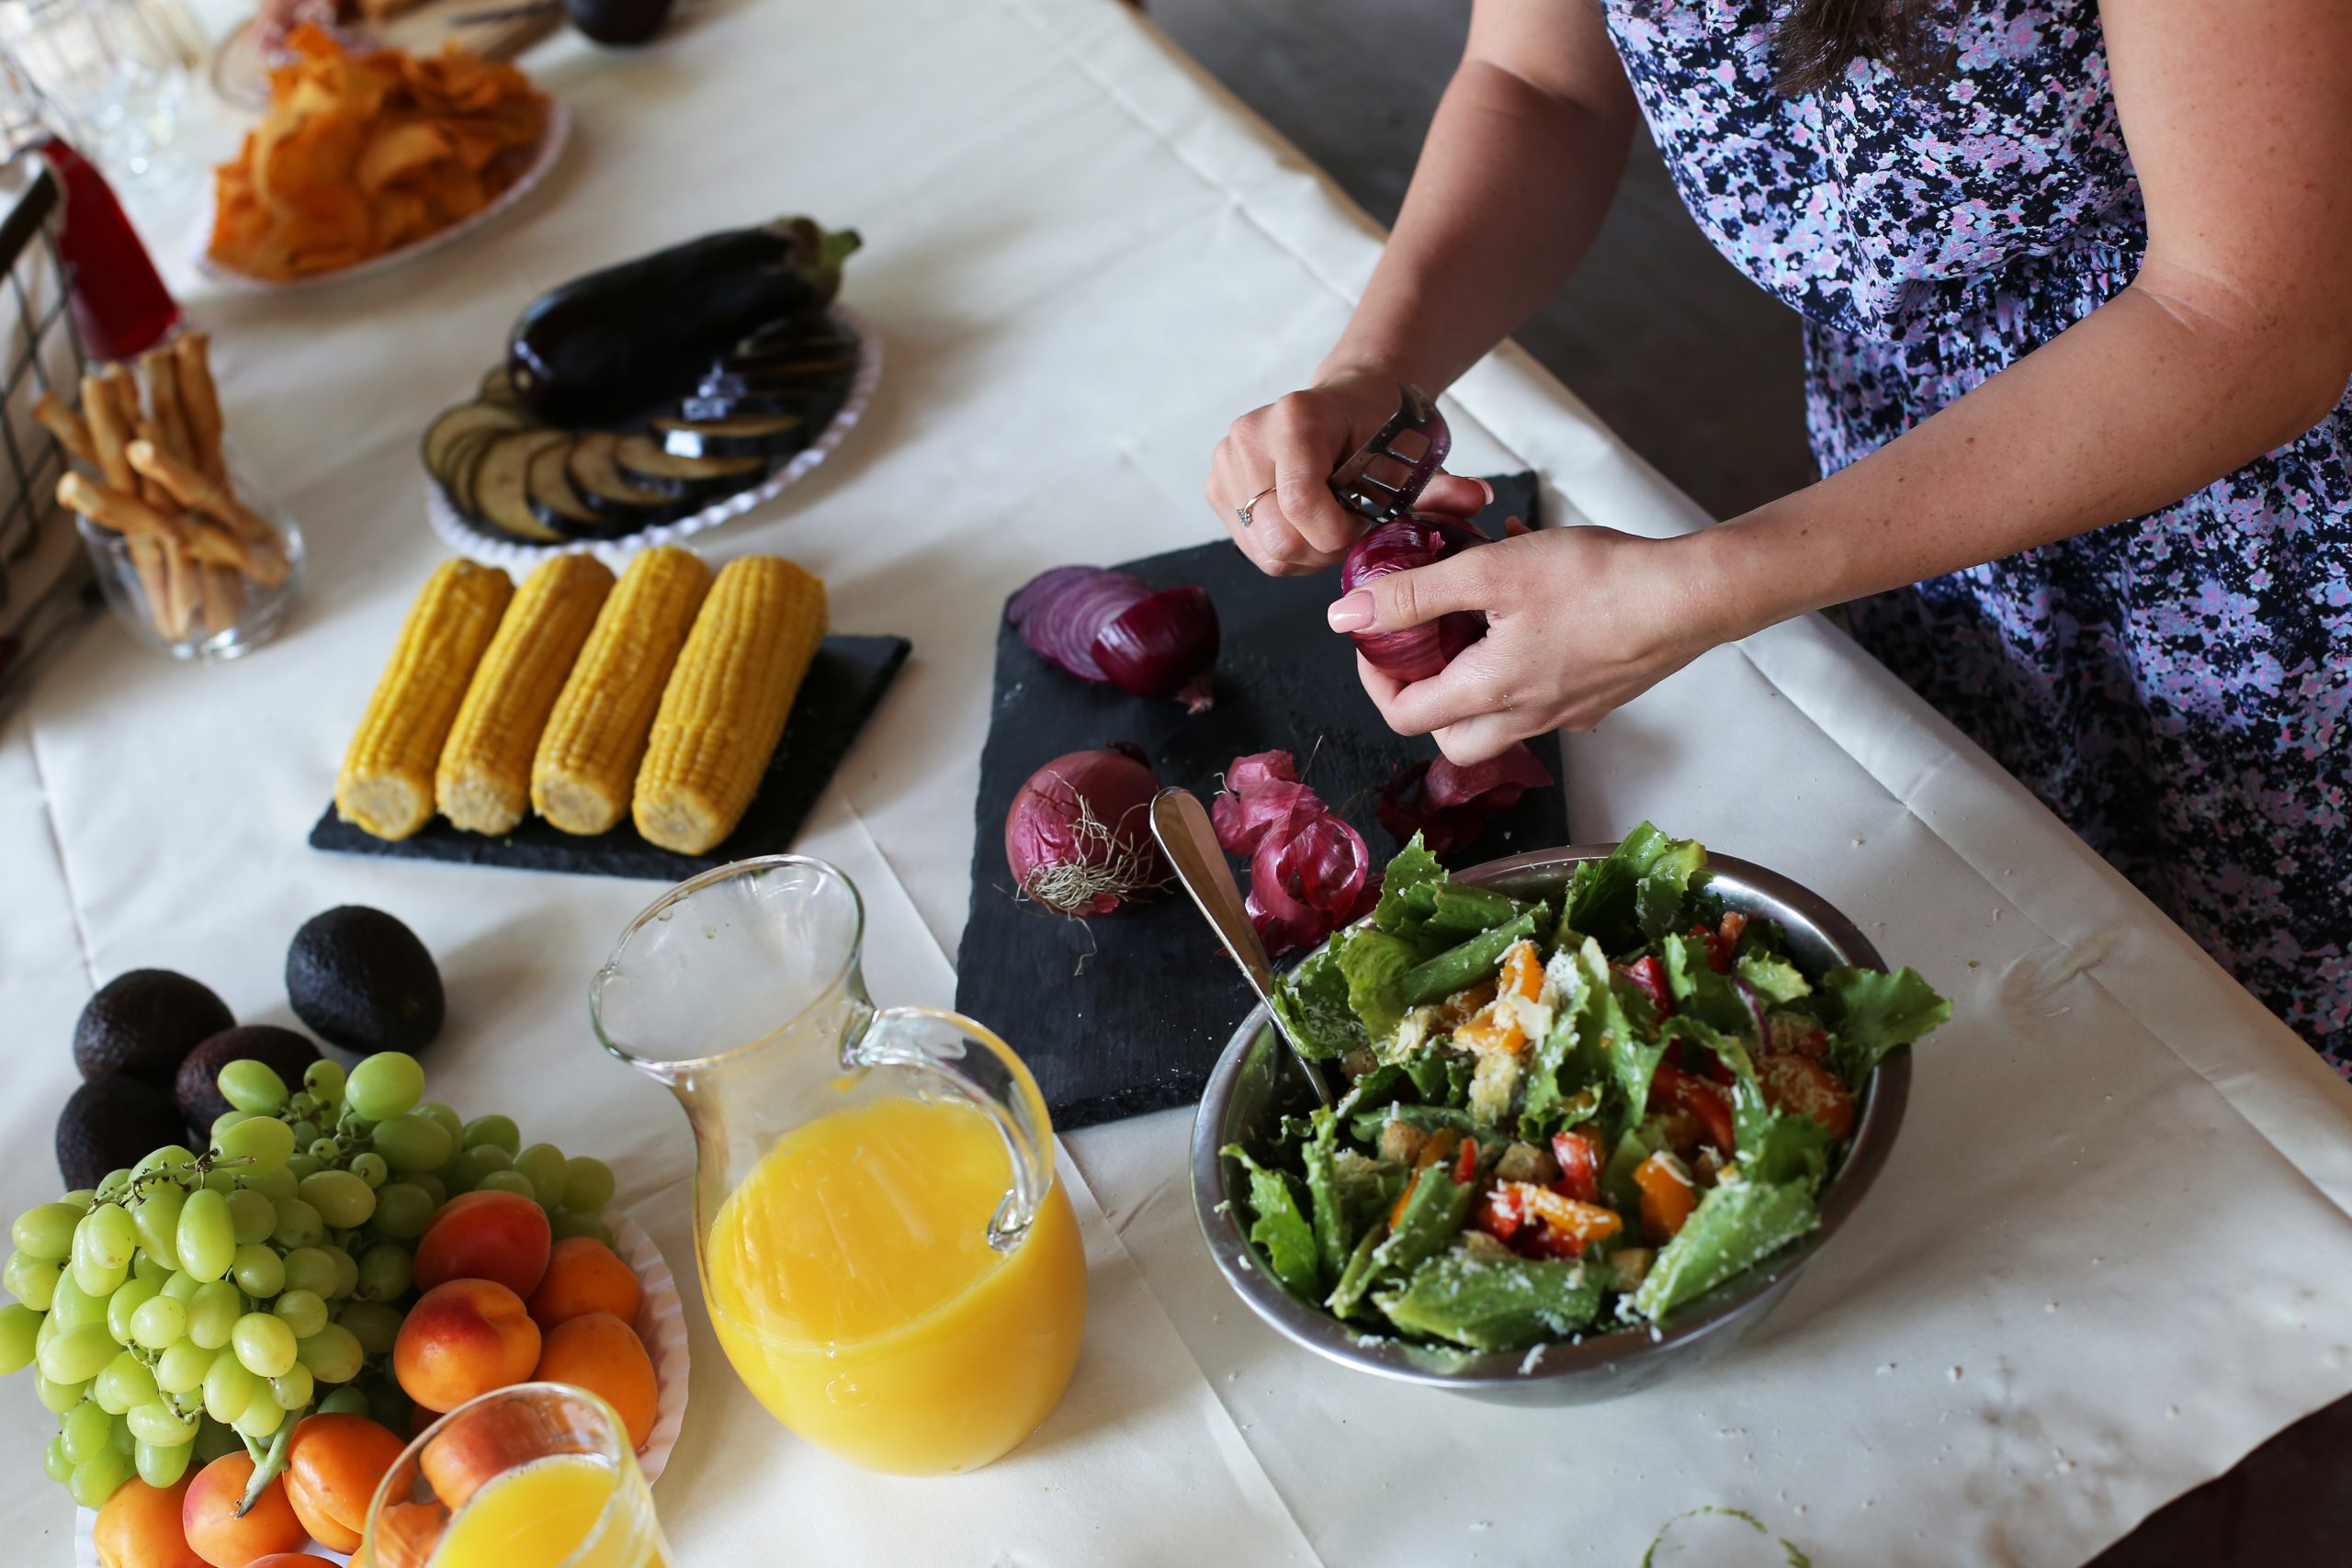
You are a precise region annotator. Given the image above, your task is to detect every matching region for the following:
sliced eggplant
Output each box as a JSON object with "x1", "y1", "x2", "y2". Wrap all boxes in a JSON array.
[
  {"x1": 612, "y1": 434, "x2": 767, "y2": 499},
  {"x1": 565, "y1": 432, "x2": 687, "y2": 524},
  {"x1": 655, "y1": 413, "x2": 806, "y2": 460},
  {"x1": 443, "y1": 428, "x2": 505, "y2": 519},
  {"x1": 479, "y1": 365, "x2": 522, "y2": 406},
  {"x1": 470, "y1": 431, "x2": 571, "y2": 543},
  {"x1": 424, "y1": 400, "x2": 524, "y2": 483},
  {"x1": 524, "y1": 436, "x2": 633, "y2": 540}
]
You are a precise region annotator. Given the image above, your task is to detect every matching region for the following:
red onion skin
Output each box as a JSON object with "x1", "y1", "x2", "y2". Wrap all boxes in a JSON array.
[
  {"x1": 1004, "y1": 744, "x2": 1166, "y2": 917},
  {"x1": 1340, "y1": 515, "x2": 1491, "y2": 681},
  {"x1": 1375, "y1": 742, "x2": 1553, "y2": 859},
  {"x1": 1209, "y1": 747, "x2": 1376, "y2": 953},
  {"x1": 1091, "y1": 584, "x2": 1219, "y2": 710}
]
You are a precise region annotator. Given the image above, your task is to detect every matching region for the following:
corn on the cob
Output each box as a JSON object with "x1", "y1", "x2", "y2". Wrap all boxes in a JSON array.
[
  {"x1": 632, "y1": 557, "x2": 827, "y2": 854},
  {"x1": 336, "y1": 558, "x2": 514, "y2": 840},
  {"x1": 435, "y1": 554, "x2": 616, "y2": 835},
  {"x1": 532, "y1": 546, "x2": 712, "y2": 835}
]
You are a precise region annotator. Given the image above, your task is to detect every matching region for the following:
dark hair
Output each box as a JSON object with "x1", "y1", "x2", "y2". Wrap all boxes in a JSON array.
[{"x1": 1770, "y1": 0, "x2": 1947, "y2": 96}]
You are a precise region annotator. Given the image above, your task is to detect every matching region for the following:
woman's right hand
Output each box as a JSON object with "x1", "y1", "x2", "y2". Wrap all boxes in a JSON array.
[{"x1": 1204, "y1": 370, "x2": 1491, "y2": 576}]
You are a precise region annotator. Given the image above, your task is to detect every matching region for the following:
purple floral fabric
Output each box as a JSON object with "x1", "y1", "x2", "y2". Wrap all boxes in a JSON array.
[{"x1": 1600, "y1": 0, "x2": 2352, "y2": 1066}]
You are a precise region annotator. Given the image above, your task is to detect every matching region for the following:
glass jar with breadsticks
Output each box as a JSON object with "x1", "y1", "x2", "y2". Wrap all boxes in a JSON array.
[{"x1": 38, "y1": 331, "x2": 304, "y2": 660}]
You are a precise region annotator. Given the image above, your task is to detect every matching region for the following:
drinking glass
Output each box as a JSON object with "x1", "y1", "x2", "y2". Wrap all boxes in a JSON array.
[{"x1": 0, "y1": 0, "x2": 191, "y2": 185}]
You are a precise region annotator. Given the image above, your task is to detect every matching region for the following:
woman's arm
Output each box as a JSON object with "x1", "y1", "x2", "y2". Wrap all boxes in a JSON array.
[
  {"x1": 1206, "y1": 0, "x2": 1638, "y2": 573},
  {"x1": 1341, "y1": 0, "x2": 2352, "y2": 762}
]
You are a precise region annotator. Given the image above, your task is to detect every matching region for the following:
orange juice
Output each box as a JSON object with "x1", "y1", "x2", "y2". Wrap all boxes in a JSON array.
[
  {"x1": 702, "y1": 1094, "x2": 1087, "y2": 1473},
  {"x1": 431, "y1": 1453, "x2": 666, "y2": 1568}
]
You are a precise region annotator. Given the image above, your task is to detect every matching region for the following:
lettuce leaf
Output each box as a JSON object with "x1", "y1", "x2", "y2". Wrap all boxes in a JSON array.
[
  {"x1": 1337, "y1": 928, "x2": 1419, "y2": 1041},
  {"x1": 1375, "y1": 1248, "x2": 1611, "y2": 1350},
  {"x1": 1222, "y1": 1145, "x2": 1322, "y2": 1300},
  {"x1": 1634, "y1": 836, "x2": 1710, "y2": 943},
  {"x1": 1658, "y1": 933, "x2": 1753, "y2": 1037},
  {"x1": 1397, "y1": 910, "x2": 1541, "y2": 1008},
  {"x1": 1739, "y1": 1110, "x2": 1834, "y2": 1190},
  {"x1": 1297, "y1": 1109, "x2": 1352, "y2": 1279},
  {"x1": 1632, "y1": 1176, "x2": 1819, "y2": 1322},
  {"x1": 1563, "y1": 821, "x2": 1706, "y2": 953},
  {"x1": 1736, "y1": 951, "x2": 1813, "y2": 1007},
  {"x1": 1272, "y1": 942, "x2": 1365, "y2": 1060},
  {"x1": 1372, "y1": 833, "x2": 1449, "y2": 940},
  {"x1": 1817, "y1": 965, "x2": 1951, "y2": 1084}
]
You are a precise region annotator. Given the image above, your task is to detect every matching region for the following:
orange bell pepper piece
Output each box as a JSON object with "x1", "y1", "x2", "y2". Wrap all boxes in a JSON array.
[{"x1": 1634, "y1": 1151, "x2": 1696, "y2": 1242}]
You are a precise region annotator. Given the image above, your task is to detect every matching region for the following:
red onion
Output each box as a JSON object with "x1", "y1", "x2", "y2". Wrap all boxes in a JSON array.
[
  {"x1": 1007, "y1": 567, "x2": 1219, "y2": 711},
  {"x1": 1339, "y1": 515, "x2": 1491, "y2": 681},
  {"x1": 1375, "y1": 742, "x2": 1554, "y2": 859},
  {"x1": 1004, "y1": 744, "x2": 1168, "y2": 917},
  {"x1": 1209, "y1": 748, "x2": 1377, "y2": 954}
]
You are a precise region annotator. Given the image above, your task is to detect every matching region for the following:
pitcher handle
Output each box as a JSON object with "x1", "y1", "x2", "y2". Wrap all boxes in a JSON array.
[{"x1": 848, "y1": 1007, "x2": 1056, "y2": 1252}]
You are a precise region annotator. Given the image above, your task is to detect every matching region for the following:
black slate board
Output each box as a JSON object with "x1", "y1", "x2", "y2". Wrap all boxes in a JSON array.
[
  {"x1": 954, "y1": 475, "x2": 1567, "y2": 1130},
  {"x1": 311, "y1": 635, "x2": 910, "y2": 881}
]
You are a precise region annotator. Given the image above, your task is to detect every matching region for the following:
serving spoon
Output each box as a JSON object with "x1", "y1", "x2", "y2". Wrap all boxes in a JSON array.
[{"x1": 1150, "y1": 788, "x2": 1334, "y2": 1108}]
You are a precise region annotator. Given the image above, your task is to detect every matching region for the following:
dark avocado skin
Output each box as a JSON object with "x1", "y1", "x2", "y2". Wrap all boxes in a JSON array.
[
  {"x1": 175, "y1": 1025, "x2": 323, "y2": 1133},
  {"x1": 73, "y1": 969, "x2": 234, "y2": 1086},
  {"x1": 58, "y1": 1074, "x2": 187, "y2": 1190},
  {"x1": 286, "y1": 907, "x2": 445, "y2": 1055}
]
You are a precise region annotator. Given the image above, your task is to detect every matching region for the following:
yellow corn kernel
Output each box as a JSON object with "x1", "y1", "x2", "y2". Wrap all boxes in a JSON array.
[
  {"x1": 435, "y1": 554, "x2": 616, "y2": 835},
  {"x1": 531, "y1": 546, "x2": 713, "y2": 835},
  {"x1": 631, "y1": 556, "x2": 826, "y2": 854},
  {"x1": 336, "y1": 558, "x2": 514, "y2": 840}
]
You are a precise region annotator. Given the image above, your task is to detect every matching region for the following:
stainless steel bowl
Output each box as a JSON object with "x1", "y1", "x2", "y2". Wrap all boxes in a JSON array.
[{"x1": 1192, "y1": 843, "x2": 1909, "y2": 1404}]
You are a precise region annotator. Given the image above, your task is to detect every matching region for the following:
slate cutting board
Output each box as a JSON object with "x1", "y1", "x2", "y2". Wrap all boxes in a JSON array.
[
  {"x1": 311, "y1": 635, "x2": 909, "y2": 881},
  {"x1": 954, "y1": 476, "x2": 1567, "y2": 1130}
]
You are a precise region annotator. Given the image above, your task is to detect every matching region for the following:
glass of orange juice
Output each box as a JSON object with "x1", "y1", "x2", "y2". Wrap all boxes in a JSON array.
[
  {"x1": 356, "y1": 1382, "x2": 670, "y2": 1568},
  {"x1": 591, "y1": 856, "x2": 1087, "y2": 1475}
]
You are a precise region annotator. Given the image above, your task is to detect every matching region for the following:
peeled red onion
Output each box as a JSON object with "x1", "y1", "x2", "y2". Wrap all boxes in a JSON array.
[
  {"x1": 1004, "y1": 744, "x2": 1168, "y2": 917},
  {"x1": 1339, "y1": 515, "x2": 1491, "y2": 681},
  {"x1": 1007, "y1": 567, "x2": 1219, "y2": 710}
]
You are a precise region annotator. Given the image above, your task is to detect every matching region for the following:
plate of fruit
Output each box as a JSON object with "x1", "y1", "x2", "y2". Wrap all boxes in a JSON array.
[{"x1": 424, "y1": 217, "x2": 879, "y2": 564}]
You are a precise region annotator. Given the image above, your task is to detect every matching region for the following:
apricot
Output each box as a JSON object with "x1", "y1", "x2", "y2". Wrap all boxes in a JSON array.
[
  {"x1": 248, "y1": 1558, "x2": 343, "y2": 1567},
  {"x1": 526, "y1": 1236, "x2": 642, "y2": 1330},
  {"x1": 395, "y1": 1278, "x2": 543, "y2": 1413},
  {"x1": 283, "y1": 1413, "x2": 409, "y2": 1552},
  {"x1": 93, "y1": 1474, "x2": 201, "y2": 1568},
  {"x1": 420, "y1": 1394, "x2": 571, "y2": 1509},
  {"x1": 534, "y1": 1311, "x2": 658, "y2": 1450},
  {"x1": 181, "y1": 1453, "x2": 307, "y2": 1568},
  {"x1": 414, "y1": 1191, "x2": 550, "y2": 1298},
  {"x1": 368, "y1": 1500, "x2": 449, "y2": 1568}
]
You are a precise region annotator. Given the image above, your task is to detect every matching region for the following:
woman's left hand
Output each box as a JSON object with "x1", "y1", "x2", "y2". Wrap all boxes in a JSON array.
[{"x1": 1328, "y1": 524, "x2": 1747, "y2": 763}]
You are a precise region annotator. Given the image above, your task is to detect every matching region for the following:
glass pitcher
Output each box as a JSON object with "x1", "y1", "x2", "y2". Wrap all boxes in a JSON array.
[{"x1": 590, "y1": 855, "x2": 1087, "y2": 1476}]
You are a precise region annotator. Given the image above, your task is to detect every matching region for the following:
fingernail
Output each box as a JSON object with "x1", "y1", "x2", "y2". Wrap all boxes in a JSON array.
[
  {"x1": 1477, "y1": 479, "x2": 1495, "y2": 506},
  {"x1": 1327, "y1": 591, "x2": 1374, "y2": 632}
]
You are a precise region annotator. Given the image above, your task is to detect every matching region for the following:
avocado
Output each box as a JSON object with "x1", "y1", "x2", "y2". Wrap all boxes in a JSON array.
[
  {"x1": 73, "y1": 969, "x2": 234, "y2": 1086},
  {"x1": 175, "y1": 1025, "x2": 322, "y2": 1132},
  {"x1": 58, "y1": 1073, "x2": 187, "y2": 1190},
  {"x1": 286, "y1": 907, "x2": 445, "y2": 1055}
]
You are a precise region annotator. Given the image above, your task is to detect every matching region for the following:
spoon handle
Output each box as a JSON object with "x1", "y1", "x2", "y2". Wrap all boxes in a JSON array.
[{"x1": 1151, "y1": 788, "x2": 1333, "y2": 1107}]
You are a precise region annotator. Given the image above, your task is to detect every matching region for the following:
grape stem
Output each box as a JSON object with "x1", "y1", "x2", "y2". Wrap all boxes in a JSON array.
[{"x1": 233, "y1": 1410, "x2": 303, "y2": 1517}]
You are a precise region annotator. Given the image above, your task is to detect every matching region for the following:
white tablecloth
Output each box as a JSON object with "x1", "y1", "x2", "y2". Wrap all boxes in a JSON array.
[{"x1": 6, "y1": 0, "x2": 2352, "y2": 1562}]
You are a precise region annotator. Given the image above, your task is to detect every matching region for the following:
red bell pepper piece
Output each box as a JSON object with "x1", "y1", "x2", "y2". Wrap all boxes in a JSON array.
[
  {"x1": 1453, "y1": 1136, "x2": 1478, "y2": 1186},
  {"x1": 1620, "y1": 954, "x2": 1673, "y2": 1017},
  {"x1": 1550, "y1": 1130, "x2": 1600, "y2": 1203},
  {"x1": 1649, "y1": 1062, "x2": 1736, "y2": 1153},
  {"x1": 1476, "y1": 1183, "x2": 1525, "y2": 1243}
]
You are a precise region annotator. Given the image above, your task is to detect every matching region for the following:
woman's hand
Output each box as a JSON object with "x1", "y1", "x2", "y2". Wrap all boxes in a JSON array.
[
  {"x1": 1205, "y1": 371, "x2": 1492, "y2": 575},
  {"x1": 1329, "y1": 524, "x2": 1749, "y2": 763}
]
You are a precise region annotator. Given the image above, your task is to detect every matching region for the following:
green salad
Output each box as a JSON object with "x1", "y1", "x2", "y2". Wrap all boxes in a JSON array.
[{"x1": 1222, "y1": 822, "x2": 1951, "y2": 1354}]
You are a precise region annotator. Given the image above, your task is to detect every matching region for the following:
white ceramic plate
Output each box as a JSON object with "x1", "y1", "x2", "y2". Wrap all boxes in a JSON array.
[
  {"x1": 193, "y1": 99, "x2": 571, "y2": 296},
  {"x1": 427, "y1": 304, "x2": 884, "y2": 569},
  {"x1": 73, "y1": 1202, "x2": 688, "y2": 1566}
]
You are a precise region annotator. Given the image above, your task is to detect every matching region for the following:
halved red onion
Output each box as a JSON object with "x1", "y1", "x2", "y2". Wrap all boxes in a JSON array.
[
  {"x1": 1007, "y1": 566, "x2": 1219, "y2": 707},
  {"x1": 1339, "y1": 514, "x2": 1491, "y2": 681}
]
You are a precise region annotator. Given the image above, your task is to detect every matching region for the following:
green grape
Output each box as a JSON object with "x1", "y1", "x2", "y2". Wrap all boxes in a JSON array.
[
  {"x1": 271, "y1": 1197, "x2": 325, "y2": 1251},
  {"x1": 548, "y1": 1210, "x2": 613, "y2": 1248},
  {"x1": 193, "y1": 1416, "x2": 241, "y2": 1462},
  {"x1": 105, "y1": 1276, "x2": 161, "y2": 1344},
  {"x1": 134, "y1": 1437, "x2": 191, "y2": 1488},
  {"x1": 215, "y1": 1115, "x2": 296, "y2": 1178},
  {"x1": 60, "y1": 1190, "x2": 96, "y2": 1213},
  {"x1": 80, "y1": 1204, "x2": 137, "y2": 1269},
  {"x1": 36, "y1": 1373, "x2": 86, "y2": 1413},
  {"x1": 95, "y1": 1169, "x2": 131, "y2": 1201},
  {"x1": 475, "y1": 1169, "x2": 535, "y2": 1202},
  {"x1": 130, "y1": 1187, "x2": 187, "y2": 1274},
  {"x1": 109, "y1": 1410, "x2": 134, "y2": 1452},
  {"x1": 43, "y1": 1434, "x2": 70, "y2": 1483},
  {"x1": 39, "y1": 1322, "x2": 118, "y2": 1384},
  {"x1": 132, "y1": 1145, "x2": 198, "y2": 1181},
  {"x1": 268, "y1": 1363, "x2": 314, "y2": 1411},
  {"x1": 294, "y1": 1322, "x2": 364, "y2": 1383},
  {"x1": 285, "y1": 1153, "x2": 323, "y2": 1181},
  {"x1": 187, "y1": 1281, "x2": 241, "y2": 1351},
  {"x1": 348, "y1": 1053, "x2": 426, "y2": 1121},
  {"x1": 513, "y1": 1145, "x2": 570, "y2": 1207},
  {"x1": 273, "y1": 1289, "x2": 328, "y2": 1339},
  {"x1": 316, "y1": 1383, "x2": 369, "y2": 1416},
  {"x1": 210, "y1": 1110, "x2": 255, "y2": 1143},
  {"x1": 159, "y1": 1270, "x2": 198, "y2": 1304},
  {"x1": 130, "y1": 1251, "x2": 170, "y2": 1285},
  {"x1": 233, "y1": 1388, "x2": 286, "y2": 1439},
  {"x1": 69, "y1": 1250, "x2": 127, "y2": 1299},
  {"x1": 288, "y1": 1091, "x2": 321, "y2": 1119},
  {"x1": 461, "y1": 1113, "x2": 522, "y2": 1155},
  {"x1": 219, "y1": 1060, "x2": 290, "y2": 1115},
  {"x1": 232, "y1": 1312, "x2": 299, "y2": 1378},
  {"x1": 175, "y1": 1190, "x2": 236, "y2": 1283},
  {"x1": 304, "y1": 1059, "x2": 347, "y2": 1104},
  {"x1": 349, "y1": 1152, "x2": 390, "y2": 1190},
  {"x1": 94, "y1": 1351, "x2": 158, "y2": 1414},
  {"x1": 300, "y1": 1171, "x2": 377, "y2": 1229},
  {"x1": 243, "y1": 1168, "x2": 300, "y2": 1204},
  {"x1": 323, "y1": 1247, "x2": 360, "y2": 1301},
  {"x1": 355, "y1": 1246, "x2": 412, "y2": 1302},
  {"x1": 202, "y1": 1351, "x2": 259, "y2": 1423},
  {"x1": 371, "y1": 1183, "x2": 434, "y2": 1240},
  {"x1": 307, "y1": 1139, "x2": 342, "y2": 1163},
  {"x1": 409, "y1": 1171, "x2": 449, "y2": 1210},
  {"x1": 6, "y1": 1249, "x2": 62, "y2": 1310},
  {"x1": 225, "y1": 1190, "x2": 277, "y2": 1247},
  {"x1": 371, "y1": 1113, "x2": 454, "y2": 1175},
  {"x1": 334, "y1": 1302, "x2": 401, "y2": 1357},
  {"x1": 201, "y1": 1169, "x2": 236, "y2": 1194},
  {"x1": 68, "y1": 1446, "x2": 132, "y2": 1509},
  {"x1": 288, "y1": 1116, "x2": 322, "y2": 1145},
  {"x1": 231, "y1": 1245, "x2": 285, "y2": 1299},
  {"x1": 130, "y1": 1293, "x2": 187, "y2": 1352},
  {"x1": 0, "y1": 1303, "x2": 39, "y2": 1373},
  {"x1": 283, "y1": 1249, "x2": 336, "y2": 1298},
  {"x1": 62, "y1": 1399, "x2": 114, "y2": 1463},
  {"x1": 49, "y1": 1273, "x2": 105, "y2": 1329},
  {"x1": 12, "y1": 1202, "x2": 83, "y2": 1262},
  {"x1": 128, "y1": 1397, "x2": 198, "y2": 1447},
  {"x1": 154, "y1": 1339, "x2": 211, "y2": 1394},
  {"x1": 446, "y1": 1145, "x2": 512, "y2": 1193}
]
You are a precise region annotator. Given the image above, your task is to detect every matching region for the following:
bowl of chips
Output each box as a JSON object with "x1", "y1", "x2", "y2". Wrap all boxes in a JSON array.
[{"x1": 203, "y1": 25, "x2": 562, "y2": 289}]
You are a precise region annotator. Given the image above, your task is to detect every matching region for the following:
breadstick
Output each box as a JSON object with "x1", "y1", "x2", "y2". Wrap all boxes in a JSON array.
[
  {"x1": 174, "y1": 332, "x2": 226, "y2": 484},
  {"x1": 131, "y1": 420, "x2": 174, "y2": 507},
  {"x1": 200, "y1": 566, "x2": 244, "y2": 636},
  {"x1": 32, "y1": 393, "x2": 96, "y2": 468},
  {"x1": 179, "y1": 517, "x2": 265, "y2": 577},
  {"x1": 141, "y1": 348, "x2": 194, "y2": 467},
  {"x1": 82, "y1": 375, "x2": 175, "y2": 637},
  {"x1": 58, "y1": 471, "x2": 181, "y2": 540},
  {"x1": 125, "y1": 439, "x2": 288, "y2": 585},
  {"x1": 157, "y1": 541, "x2": 198, "y2": 641}
]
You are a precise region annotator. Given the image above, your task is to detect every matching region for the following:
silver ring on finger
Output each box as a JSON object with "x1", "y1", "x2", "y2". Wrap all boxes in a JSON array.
[{"x1": 1236, "y1": 485, "x2": 1275, "y2": 528}]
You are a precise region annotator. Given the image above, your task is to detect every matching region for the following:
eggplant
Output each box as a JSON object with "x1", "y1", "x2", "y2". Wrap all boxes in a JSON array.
[
  {"x1": 566, "y1": 432, "x2": 687, "y2": 524},
  {"x1": 471, "y1": 431, "x2": 571, "y2": 543},
  {"x1": 507, "y1": 219, "x2": 860, "y2": 427},
  {"x1": 525, "y1": 436, "x2": 637, "y2": 540},
  {"x1": 654, "y1": 413, "x2": 805, "y2": 460},
  {"x1": 424, "y1": 400, "x2": 522, "y2": 483},
  {"x1": 611, "y1": 434, "x2": 767, "y2": 499}
]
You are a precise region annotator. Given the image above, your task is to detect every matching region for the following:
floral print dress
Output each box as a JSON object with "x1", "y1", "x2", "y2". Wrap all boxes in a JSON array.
[{"x1": 1597, "y1": 0, "x2": 2352, "y2": 1066}]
